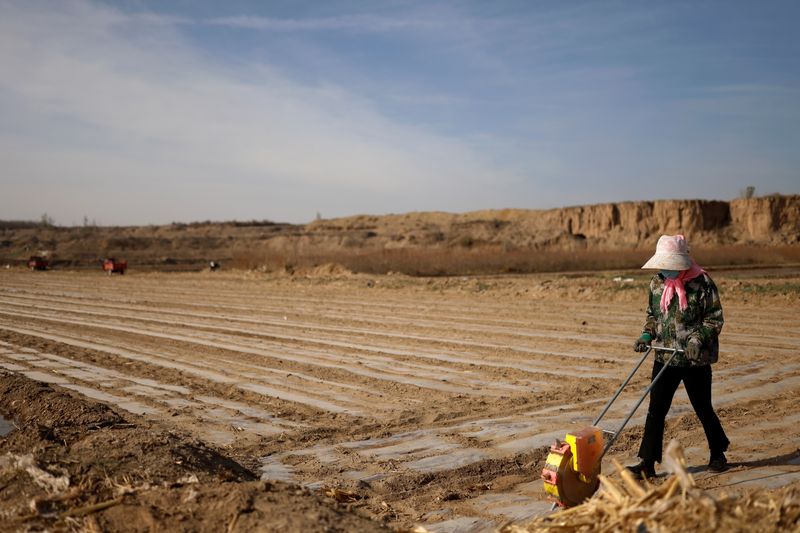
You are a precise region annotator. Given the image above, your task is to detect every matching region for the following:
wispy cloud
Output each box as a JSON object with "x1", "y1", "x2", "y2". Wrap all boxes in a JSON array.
[
  {"x1": 204, "y1": 14, "x2": 443, "y2": 32},
  {"x1": 0, "y1": 0, "x2": 517, "y2": 224},
  {"x1": 1, "y1": 0, "x2": 798, "y2": 225}
]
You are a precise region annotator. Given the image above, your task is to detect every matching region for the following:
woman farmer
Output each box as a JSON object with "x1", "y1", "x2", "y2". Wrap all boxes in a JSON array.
[{"x1": 627, "y1": 234, "x2": 730, "y2": 479}]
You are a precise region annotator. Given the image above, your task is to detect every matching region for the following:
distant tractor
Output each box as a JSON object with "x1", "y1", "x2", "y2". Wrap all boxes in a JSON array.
[
  {"x1": 27, "y1": 256, "x2": 49, "y2": 271},
  {"x1": 103, "y1": 257, "x2": 127, "y2": 275}
]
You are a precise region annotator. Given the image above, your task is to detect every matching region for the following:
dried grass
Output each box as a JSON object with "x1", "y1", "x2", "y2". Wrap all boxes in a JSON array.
[
  {"x1": 232, "y1": 245, "x2": 800, "y2": 277},
  {"x1": 503, "y1": 440, "x2": 800, "y2": 533}
]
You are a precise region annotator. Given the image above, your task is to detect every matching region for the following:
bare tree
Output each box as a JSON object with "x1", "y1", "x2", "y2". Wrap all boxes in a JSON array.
[
  {"x1": 739, "y1": 186, "x2": 756, "y2": 199},
  {"x1": 39, "y1": 213, "x2": 54, "y2": 227}
]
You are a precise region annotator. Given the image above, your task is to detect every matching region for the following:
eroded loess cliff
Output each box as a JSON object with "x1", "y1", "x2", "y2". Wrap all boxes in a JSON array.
[
  {"x1": 730, "y1": 195, "x2": 800, "y2": 242},
  {"x1": 306, "y1": 195, "x2": 800, "y2": 251}
]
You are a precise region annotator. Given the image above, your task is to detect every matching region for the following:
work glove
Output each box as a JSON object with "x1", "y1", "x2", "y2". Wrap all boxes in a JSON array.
[
  {"x1": 633, "y1": 333, "x2": 652, "y2": 352},
  {"x1": 685, "y1": 337, "x2": 702, "y2": 361}
]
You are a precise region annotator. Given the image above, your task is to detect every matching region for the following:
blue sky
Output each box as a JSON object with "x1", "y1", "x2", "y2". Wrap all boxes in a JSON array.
[{"x1": 1, "y1": 0, "x2": 798, "y2": 225}]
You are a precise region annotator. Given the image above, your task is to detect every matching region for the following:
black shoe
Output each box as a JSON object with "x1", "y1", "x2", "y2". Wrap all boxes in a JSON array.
[
  {"x1": 626, "y1": 460, "x2": 656, "y2": 479},
  {"x1": 708, "y1": 453, "x2": 728, "y2": 472}
]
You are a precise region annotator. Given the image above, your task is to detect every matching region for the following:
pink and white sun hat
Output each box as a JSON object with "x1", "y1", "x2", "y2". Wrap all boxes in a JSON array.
[{"x1": 641, "y1": 234, "x2": 693, "y2": 270}]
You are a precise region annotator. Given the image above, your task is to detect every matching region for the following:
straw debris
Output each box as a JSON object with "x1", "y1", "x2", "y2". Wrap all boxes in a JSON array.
[
  {"x1": 504, "y1": 440, "x2": 800, "y2": 533},
  {"x1": 324, "y1": 487, "x2": 363, "y2": 503},
  {"x1": 1, "y1": 453, "x2": 70, "y2": 494}
]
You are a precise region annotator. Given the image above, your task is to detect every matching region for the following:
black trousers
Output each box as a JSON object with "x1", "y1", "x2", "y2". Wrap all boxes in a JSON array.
[{"x1": 638, "y1": 361, "x2": 729, "y2": 463}]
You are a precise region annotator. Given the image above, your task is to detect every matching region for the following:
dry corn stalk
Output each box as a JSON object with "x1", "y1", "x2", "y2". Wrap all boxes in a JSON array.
[
  {"x1": 324, "y1": 487, "x2": 362, "y2": 503},
  {"x1": 506, "y1": 439, "x2": 800, "y2": 533}
]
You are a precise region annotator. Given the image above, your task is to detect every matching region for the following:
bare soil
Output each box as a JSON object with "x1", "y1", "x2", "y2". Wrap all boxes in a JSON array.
[
  {"x1": 0, "y1": 373, "x2": 388, "y2": 532},
  {"x1": 0, "y1": 268, "x2": 798, "y2": 532}
]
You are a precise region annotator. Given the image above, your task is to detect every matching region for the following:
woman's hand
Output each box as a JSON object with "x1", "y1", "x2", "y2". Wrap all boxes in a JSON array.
[
  {"x1": 686, "y1": 338, "x2": 702, "y2": 360},
  {"x1": 633, "y1": 334, "x2": 651, "y2": 352}
]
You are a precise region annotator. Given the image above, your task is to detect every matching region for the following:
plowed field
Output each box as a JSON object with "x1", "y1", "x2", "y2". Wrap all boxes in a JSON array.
[{"x1": 1, "y1": 269, "x2": 798, "y2": 531}]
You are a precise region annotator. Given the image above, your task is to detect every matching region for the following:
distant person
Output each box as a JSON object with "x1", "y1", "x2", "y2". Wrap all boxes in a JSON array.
[{"x1": 627, "y1": 235, "x2": 730, "y2": 479}]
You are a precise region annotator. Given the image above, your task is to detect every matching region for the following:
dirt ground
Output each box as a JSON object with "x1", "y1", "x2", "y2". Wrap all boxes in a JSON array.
[{"x1": 0, "y1": 268, "x2": 798, "y2": 532}]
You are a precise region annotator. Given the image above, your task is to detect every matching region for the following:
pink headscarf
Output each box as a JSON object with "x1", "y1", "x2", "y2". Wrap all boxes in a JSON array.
[{"x1": 661, "y1": 261, "x2": 706, "y2": 313}]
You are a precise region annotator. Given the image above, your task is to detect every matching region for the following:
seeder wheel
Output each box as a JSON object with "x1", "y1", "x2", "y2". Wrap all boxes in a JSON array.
[{"x1": 541, "y1": 441, "x2": 600, "y2": 508}]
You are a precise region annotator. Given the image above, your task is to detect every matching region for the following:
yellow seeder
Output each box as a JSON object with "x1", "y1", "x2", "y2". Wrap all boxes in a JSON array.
[{"x1": 541, "y1": 346, "x2": 683, "y2": 508}]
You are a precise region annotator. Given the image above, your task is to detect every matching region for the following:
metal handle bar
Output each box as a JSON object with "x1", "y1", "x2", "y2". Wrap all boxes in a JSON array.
[
  {"x1": 592, "y1": 347, "x2": 653, "y2": 426},
  {"x1": 596, "y1": 346, "x2": 683, "y2": 458}
]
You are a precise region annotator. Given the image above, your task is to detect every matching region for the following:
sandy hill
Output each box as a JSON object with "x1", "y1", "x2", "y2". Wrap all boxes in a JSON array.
[{"x1": 1, "y1": 195, "x2": 798, "y2": 275}]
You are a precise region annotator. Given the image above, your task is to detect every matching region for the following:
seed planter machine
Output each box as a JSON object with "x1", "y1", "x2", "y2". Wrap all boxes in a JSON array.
[{"x1": 541, "y1": 346, "x2": 683, "y2": 508}]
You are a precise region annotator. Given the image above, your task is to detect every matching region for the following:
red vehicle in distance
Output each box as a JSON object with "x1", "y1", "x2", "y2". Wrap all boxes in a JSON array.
[
  {"x1": 103, "y1": 258, "x2": 127, "y2": 275},
  {"x1": 27, "y1": 256, "x2": 49, "y2": 271}
]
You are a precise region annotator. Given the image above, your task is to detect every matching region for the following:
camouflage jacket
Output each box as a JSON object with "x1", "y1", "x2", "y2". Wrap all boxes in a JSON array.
[{"x1": 641, "y1": 273, "x2": 724, "y2": 366}]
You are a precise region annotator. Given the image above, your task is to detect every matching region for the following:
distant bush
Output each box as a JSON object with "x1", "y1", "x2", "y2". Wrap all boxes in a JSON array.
[
  {"x1": 692, "y1": 245, "x2": 800, "y2": 267},
  {"x1": 0, "y1": 220, "x2": 39, "y2": 230},
  {"x1": 106, "y1": 236, "x2": 151, "y2": 250},
  {"x1": 231, "y1": 220, "x2": 282, "y2": 227}
]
